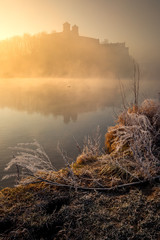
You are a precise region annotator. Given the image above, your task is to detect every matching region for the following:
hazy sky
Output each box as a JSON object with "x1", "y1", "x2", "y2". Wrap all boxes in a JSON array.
[{"x1": 0, "y1": 0, "x2": 160, "y2": 61}]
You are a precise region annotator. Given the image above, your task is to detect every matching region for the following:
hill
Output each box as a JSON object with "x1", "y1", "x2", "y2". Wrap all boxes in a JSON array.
[{"x1": 0, "y1": 23, "x2": 133, "y2": 78}]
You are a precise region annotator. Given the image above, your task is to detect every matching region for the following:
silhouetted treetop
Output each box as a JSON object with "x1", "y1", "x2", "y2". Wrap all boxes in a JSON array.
[{"x1": 0, "y1": 23, "x2": 133, "y2": 78}]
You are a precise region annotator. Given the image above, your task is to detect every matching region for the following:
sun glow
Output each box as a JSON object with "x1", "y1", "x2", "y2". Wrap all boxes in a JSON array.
[
  {"x1": 0, "y1": 0, "x2": 61, "y2": 41},
  {"x1": 0, "y1": 0, "x2": 159, "y2": 60}
]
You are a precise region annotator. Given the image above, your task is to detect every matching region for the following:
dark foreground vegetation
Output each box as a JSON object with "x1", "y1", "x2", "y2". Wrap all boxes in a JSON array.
[
  {"x1": 0, "y1": 99, "x2": 160, "y2": 239},
  {"x1": 0, "y1": 182, "x2": 159, "y2": 240}
]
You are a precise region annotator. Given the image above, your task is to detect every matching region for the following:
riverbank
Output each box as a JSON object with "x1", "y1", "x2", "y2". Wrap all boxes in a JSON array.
[
  {"x1": 0, "y1": 180, "x2": 160, "y2": 240},
  {"x1": 0, "y1": 99, "x2": 160, "y2": 239}
]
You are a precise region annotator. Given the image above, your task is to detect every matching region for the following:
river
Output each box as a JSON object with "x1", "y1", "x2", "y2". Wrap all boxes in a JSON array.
[{"x1": 0, "y1": 77, "x2": 159, "y2": 188}]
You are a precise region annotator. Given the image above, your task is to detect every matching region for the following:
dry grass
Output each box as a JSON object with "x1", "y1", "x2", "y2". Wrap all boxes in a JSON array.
[
  {"x1": 0, "y1": 181, "x2": 160, "y2": 240},
  {"x1": 1, "y1": 99, "x2": 160, "y2": 190},
  {"x1": 0, "y1": 99, "x2": 160, "y2": 239},
  {"x1": 105, "y1": 99, "x2": 160, "y2": 181}
]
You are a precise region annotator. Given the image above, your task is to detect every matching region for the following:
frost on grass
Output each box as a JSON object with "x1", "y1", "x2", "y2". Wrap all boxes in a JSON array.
[
  {"x1": 2, "y1": 127, "x2": 104, "y2": 189},
  {"x1": 2, "y1": 139, "x2": 54, "y2": 184},
  {"x1": 76, "y1": 126, "x2": 102, "y2": 165},
  {"x1": 2, "y1": 100, "x2": 160, "y2": 189},
  {"x1": 105, "y1": 99, "x2": 160, "y2": 180}
]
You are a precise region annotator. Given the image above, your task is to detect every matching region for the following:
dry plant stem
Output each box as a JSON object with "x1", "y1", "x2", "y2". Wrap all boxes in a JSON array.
[
  {"x1": 15, "y1": 164, "x2": 20, "y2": 183},
  {"x1": 119, "y1": 79, "x2": 128, "y2": 109},
  {"x1": 2, "y1": 140, "x2": 55, "y2": 182},
  {"x1": 73, "y1": 136, "x2": 82, "y2": 154},
  {"x1": 57, "y1": 143, "x2": 78, "y2": 188},
  {"x1": 108, "y1": 106, "x2": 160, "y2": 179},
  {"x1": 115, "y1": 159, "x2": 140, "y2": 181},
  {"x1": 133, "y1": 60, "x2": 140, "y2": 106},
  {"x1": 23, "y1": 173, "x2": 160, "y2": 192},
  {"x1": 82, "y1": 126, "x2": 101, "y2": 156},
  {"x1": 3, "y1": 107, "x2": 159, "y2": 192}
]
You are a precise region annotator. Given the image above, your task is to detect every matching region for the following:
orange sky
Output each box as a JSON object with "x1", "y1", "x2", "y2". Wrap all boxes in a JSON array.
[{"x1": 0, "y1": 0, "x2": 160, "y2": 61}]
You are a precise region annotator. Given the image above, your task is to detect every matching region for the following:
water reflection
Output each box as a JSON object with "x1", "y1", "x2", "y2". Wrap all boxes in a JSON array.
[
  {"x1": 0, "y1": 78, "x2": 123, "y2": 123},
  {"x1": 0, "y1": 77, "x2": 159, "y2": 188}
]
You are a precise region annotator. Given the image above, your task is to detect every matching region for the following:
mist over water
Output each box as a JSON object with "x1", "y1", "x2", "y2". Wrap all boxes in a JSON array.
[
  {"x1": 0, "y1": 19, "x2": 159, "y2": 188},
  {"x1": 0, "y1": 77, "x2": 159, "y2": 188},
  {"x1": 0, "y1": 78, "x2": 121, "y2": 120}
]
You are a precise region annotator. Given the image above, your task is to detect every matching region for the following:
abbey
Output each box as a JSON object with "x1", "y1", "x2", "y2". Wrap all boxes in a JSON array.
[
  {"x1": 47, "y1": 22, "x2": 132, "y2": 78},
  {"x1": 52, "y1": 22, "x2": 129, "y2": 56},
  {"x1": 0, "y1": 22, "x2": 133, "y2": 78},
  {"x1": 54, "y1": 22, "x2": 100, "y2": 44}
]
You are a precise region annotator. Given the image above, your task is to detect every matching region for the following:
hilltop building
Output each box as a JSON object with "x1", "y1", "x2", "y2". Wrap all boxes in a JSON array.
[
  {"x1": 51, "y1": 22, "x2": 129, "y2": 55},
  {"x1": 52, "y1": 22, "x2": 100, "y2": 45},
  {"x1": 48, "y1": 22, "x2": 132, "y2": 77},
  {"x1": 0, "y1": 22, "x2": 133, "y2": 78},
  {"x1": 63, "y1": 22, "x2": 79, "y2": 36}
]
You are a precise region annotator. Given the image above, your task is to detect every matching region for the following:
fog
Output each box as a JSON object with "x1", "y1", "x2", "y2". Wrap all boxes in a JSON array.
[
  {"x1": 0, "y1": 77, "x2": 158, "y2": 124},
  {"x1": 0, "y1": 78, "x2": 121, "y2": 123},
  {"x1": 0, "y1": 30, "x2": 133, "y2": 78},
  {"x1": 0, "y1": 1, "x2": 160, "y2": 81}
]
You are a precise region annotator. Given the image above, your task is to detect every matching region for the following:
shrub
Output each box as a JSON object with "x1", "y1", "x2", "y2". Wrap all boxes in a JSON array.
[{"x1": 105, "y1": 99, "x2": 160, "y2": 179}]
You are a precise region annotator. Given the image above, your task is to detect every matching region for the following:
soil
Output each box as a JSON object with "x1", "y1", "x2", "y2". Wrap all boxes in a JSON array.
[{"x1": 0, "y1": 182, "x2": 160, "y2": 240}]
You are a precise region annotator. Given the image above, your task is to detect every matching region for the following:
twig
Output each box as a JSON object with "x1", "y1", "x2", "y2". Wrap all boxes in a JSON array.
[
  {"x1": 73, "y1": 136, "x2": 82, "y2": 154},
  {"x1": 16, "y1": 164, "x2": 20, "y2": 183},
  {"x1": 23, "y1": 174, "x2": 160, "y2": 192}
]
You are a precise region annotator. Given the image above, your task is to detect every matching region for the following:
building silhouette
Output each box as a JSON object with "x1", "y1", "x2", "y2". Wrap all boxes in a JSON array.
[
  {"x1": 48, "y1": 22, "x2": 132, "y2": 77},
  {"x1": 0, "y1": 22, "x2": 133, "y2": 78},
  {"x1": 52, "y1": 22, "x2": 129, "y2": 56}
]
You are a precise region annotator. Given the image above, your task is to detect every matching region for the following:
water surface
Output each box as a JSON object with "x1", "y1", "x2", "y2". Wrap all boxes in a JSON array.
[{"x1": 0, "y1": 77, "x2": 159, "y2": 188}]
